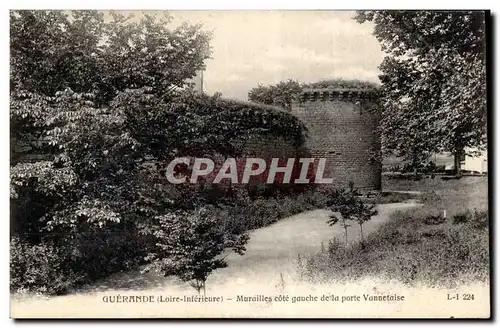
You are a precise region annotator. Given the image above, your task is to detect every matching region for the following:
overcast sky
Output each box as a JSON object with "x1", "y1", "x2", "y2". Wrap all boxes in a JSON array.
[{"x1": 123, "y1": 11, "x2": 385, "y2": 101}]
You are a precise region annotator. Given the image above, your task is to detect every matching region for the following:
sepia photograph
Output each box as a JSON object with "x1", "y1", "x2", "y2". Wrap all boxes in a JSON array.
[{"x1": 9, "y1": 9, "x2": 490, "y2": 319}]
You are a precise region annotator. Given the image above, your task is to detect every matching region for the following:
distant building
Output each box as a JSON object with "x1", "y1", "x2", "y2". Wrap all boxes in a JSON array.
[
  {"x1": 462, "y1": 148, "x2": 488, "y2": 174},
  {"x1": 383, "y1": 148, "x2": 487, "y2": 175},
  {"x1": 441, "y1": 148, "x2": 488, "y2": 174}
]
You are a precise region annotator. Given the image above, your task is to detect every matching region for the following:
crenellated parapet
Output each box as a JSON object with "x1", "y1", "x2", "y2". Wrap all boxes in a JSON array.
[{"x1": 298, "y1": 88, "x2": 380, "y2": 105}]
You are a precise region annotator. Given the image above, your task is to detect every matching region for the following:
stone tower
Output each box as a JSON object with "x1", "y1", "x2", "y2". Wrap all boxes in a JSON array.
[{"x1": 291, "y1": 88, "x2": 381, "y2": 190}]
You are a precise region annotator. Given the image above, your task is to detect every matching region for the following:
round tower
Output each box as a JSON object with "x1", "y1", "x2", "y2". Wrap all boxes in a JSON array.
[{"x1": 291, "y1": 87, "x2": 381, "y2": 190}]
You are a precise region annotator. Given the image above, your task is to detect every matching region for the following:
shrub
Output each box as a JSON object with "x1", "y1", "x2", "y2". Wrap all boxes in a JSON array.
[
  {"x1": 470, "y1": 209, "x2": 489, "y2": 230},
  {"x1": 423, "y1": 214, "x2": 446, "y2": 225},
  {"x1": 143, "y1": 207, "x2": 249, "y2": 294},
  {"x1": 300, "y1": 208, "x2": 489, "y2": 287},
  {"x1": 66, "y1": 230, "x2": 147, "y2": 281},
  {"x1": 452, "y1": 212, "x2": 469, "y2": 224},
  {"x1": 10, "y1": 237, "x2": 81, "y2": 295},
  {"x1": 297, "y1": 190, "x2": 330, "y2": 209},
  {"x1": 326, "y1": 185, "x2": 377, "y2": 248},
  {"x1": 363, "y1": 191, "x2": 415, "y2": 204},
  {"x1": 212, "y1": 189, "x2": 330, "y2": 236}
]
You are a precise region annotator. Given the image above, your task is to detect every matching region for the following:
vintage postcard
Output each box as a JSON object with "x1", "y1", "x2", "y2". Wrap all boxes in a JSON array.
[{"x1": 9, "y1": 9, "x2": 490, "y2": 319}]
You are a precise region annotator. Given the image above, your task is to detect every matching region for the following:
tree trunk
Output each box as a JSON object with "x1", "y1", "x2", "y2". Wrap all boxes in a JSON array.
[
  {"x1": 196, "y1": 280, "x2": 202, "y2": 295},
  {"x1": 359, "y1": 223, "x2": 367, "y2": 250},
  {"x1": 454, "y1": 149, "x2": 463, "y2": 177},
  {"x1": 343, "y1": 221, "x2": 348, "y2": 253},
  {"x1": 412, "y1": 148, "x2": 419, "y2": 178}
]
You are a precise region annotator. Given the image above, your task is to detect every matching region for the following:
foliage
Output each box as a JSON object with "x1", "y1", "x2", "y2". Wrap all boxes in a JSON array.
[
  {"x1": 301, "y1": 176, "x2": 489, "y2": 287},
  {"x1": 355, "y1": 11, "x2": 487, "y2": 174},
  {"x1": 10, "y1": 88, "x2": 141, "y2": 238},
  {"x1": 306, "y1": 78, "x2": 380, "y2": 90},
  {"x1": 248, "y1": 79, "x2": 302, "y2": 111},
  {"x1": 10, "y1": 10, "x2": 311, "y2": 295},
  {"x1": 143, "y1": 207, "x2": 249, "y2": 294},
  {"x1": 10, "y1": 86, "x2": 307, "y2": 294},
  {"x1": 302, "y1": 208, "x2": 489, "y2": 287},
  {"x1": 247, "y1": 78, "x2": 380, "y2": 111},
  {"x1": 117, "y1": 88, "x2": 307, "y2": 161},
  {"x1": 10, "y1": 160, "x2": 79, "y2": 238},
  {"x1": 327, "y1": 184, "x2": 377, "y2": 248},
  {"x1": 10, "y1": 237, "x2": 81, "y2": 295},
  {"x1": 10, "y1": 10, "x2": 212, "y2": 103},
  {"x1": 209, "y1": 189, "x2": 330, "y2": 236},
  {"x1": 9, "y1": 10, "x2": 211, "y2": 294},
  {"x1": 10, "y1": 11, "x2": 104, "y2": 98}
]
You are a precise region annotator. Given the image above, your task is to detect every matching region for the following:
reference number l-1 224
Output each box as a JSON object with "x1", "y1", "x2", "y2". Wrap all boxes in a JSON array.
[{"x1": 447, "y1": 294, "x2": 475, "y2": 301}]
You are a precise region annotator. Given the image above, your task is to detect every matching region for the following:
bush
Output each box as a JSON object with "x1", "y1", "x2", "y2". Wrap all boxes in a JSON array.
[
  {"x1": 10, "y1": 227, "x2": 148, "y2": 295},
  {"x1": 10, "y1": 237, "x2": 81, "y2": 295},
  {"x1": 300, "y1": 208, "x2": 489, "y2": 287},
  {"x1": 423, "y1": 214, "x2": 446, "y2": 225},
  {"x1": 296, "y1": 190, "x2": 330, "y2": 209},
  {"x1": 470, "y1": 209, "x2": 489, "y2": 229},
  {"x1": 452, "y1": 212, "x2": 469, "y2": 224},
  {"x1": 452, "y1": 209, "x2": 489, "y2": 229},
  {"x1": 66, "y1": 231, "x2": 147, "y2": 281},
  {"x1": 213, "y1": 189, "x2": 331, "y2": 235},
  {"x1": 363, "y1": 191, "x2": 415, "y2": 204},
  {"x1": 143, "y1": 207, "x2": 249, "y2": 294}
]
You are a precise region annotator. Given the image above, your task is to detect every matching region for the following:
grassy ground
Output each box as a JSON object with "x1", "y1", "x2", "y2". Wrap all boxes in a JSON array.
[
  {"x1": 12, "y1": 203, "x2": 426, "y2": 318},
  {"x1": 11, "y1": 177, "x2": 489, "y2": 317},
  {"x1": 384, "y1": 175, "x2": 488, "y2": 215},
  {"x1": 301, "y1": 176, "x2": 489, "y2": 288}
]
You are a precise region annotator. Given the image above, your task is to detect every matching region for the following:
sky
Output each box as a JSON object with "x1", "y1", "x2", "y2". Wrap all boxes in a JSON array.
[{"x1": 121, "y1": 11, "x2": 385, "y2": 101}]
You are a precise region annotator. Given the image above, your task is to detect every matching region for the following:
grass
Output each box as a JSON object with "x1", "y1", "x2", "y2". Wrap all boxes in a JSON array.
[
  {"x1": 215, "y1": 189, "x2": 330, "y2": 235},
  {"x1": 363, "y1": 191, "x2": 416, "y2": 204},
  {"x1": 385, "y1": 176, "x2": 488, "y2": 216},
  {"x1": 301, "y1": 176, "x2": 489, "y2": 288}
]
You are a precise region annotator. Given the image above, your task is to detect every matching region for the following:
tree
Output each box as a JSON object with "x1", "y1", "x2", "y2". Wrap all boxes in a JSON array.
[
  {"x1": 10, "y1": 11, "x2": 104, "y2": 97},
  {"x1": 248, "y1": 79, "x2": 302, "y2": 111},
  {"x1": 355, "y1": 11, "x2": 487, "y2": 175},
  {"x1": 10, "y1": 10, "x2": 214, "y2": 227},
  {"x1": 97, "y1": 12, "x2": 212, "y2": 103},
  {"x1": 327, "y1": 184, "x2": 377, "y2": 250},
  {"x1": 10, "y1": 10, "x2": 309, "y2": 294},
  {"x1": 10, "y1": 10, "x2": 212, "y2": 104},
  {"x1": 350, "y1": 198, "x2": 377, "y2": 247},
  {"x1": 143, "y1": 207, "x2": 249, "y2": 294},
  {"x1": 9, "y1": 10, "x2": 214, "y2": 292}
]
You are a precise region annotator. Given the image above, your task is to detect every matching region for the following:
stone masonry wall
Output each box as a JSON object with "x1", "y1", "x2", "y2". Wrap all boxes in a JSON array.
[
  {"x1": 243, "y1": 134, "x2": 300, "y2": 160},
  {"x1": 291, "y1": 88, "x2": 381, "y2": 190}
]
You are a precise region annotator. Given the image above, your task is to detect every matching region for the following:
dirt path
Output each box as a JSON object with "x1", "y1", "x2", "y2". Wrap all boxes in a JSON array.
[
  {"x1": 208, "y1": 202, "x2": 422, "y2": 287},
  {"x1": 11, "y1": 202, "x2": 423, "y2": 318}
]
